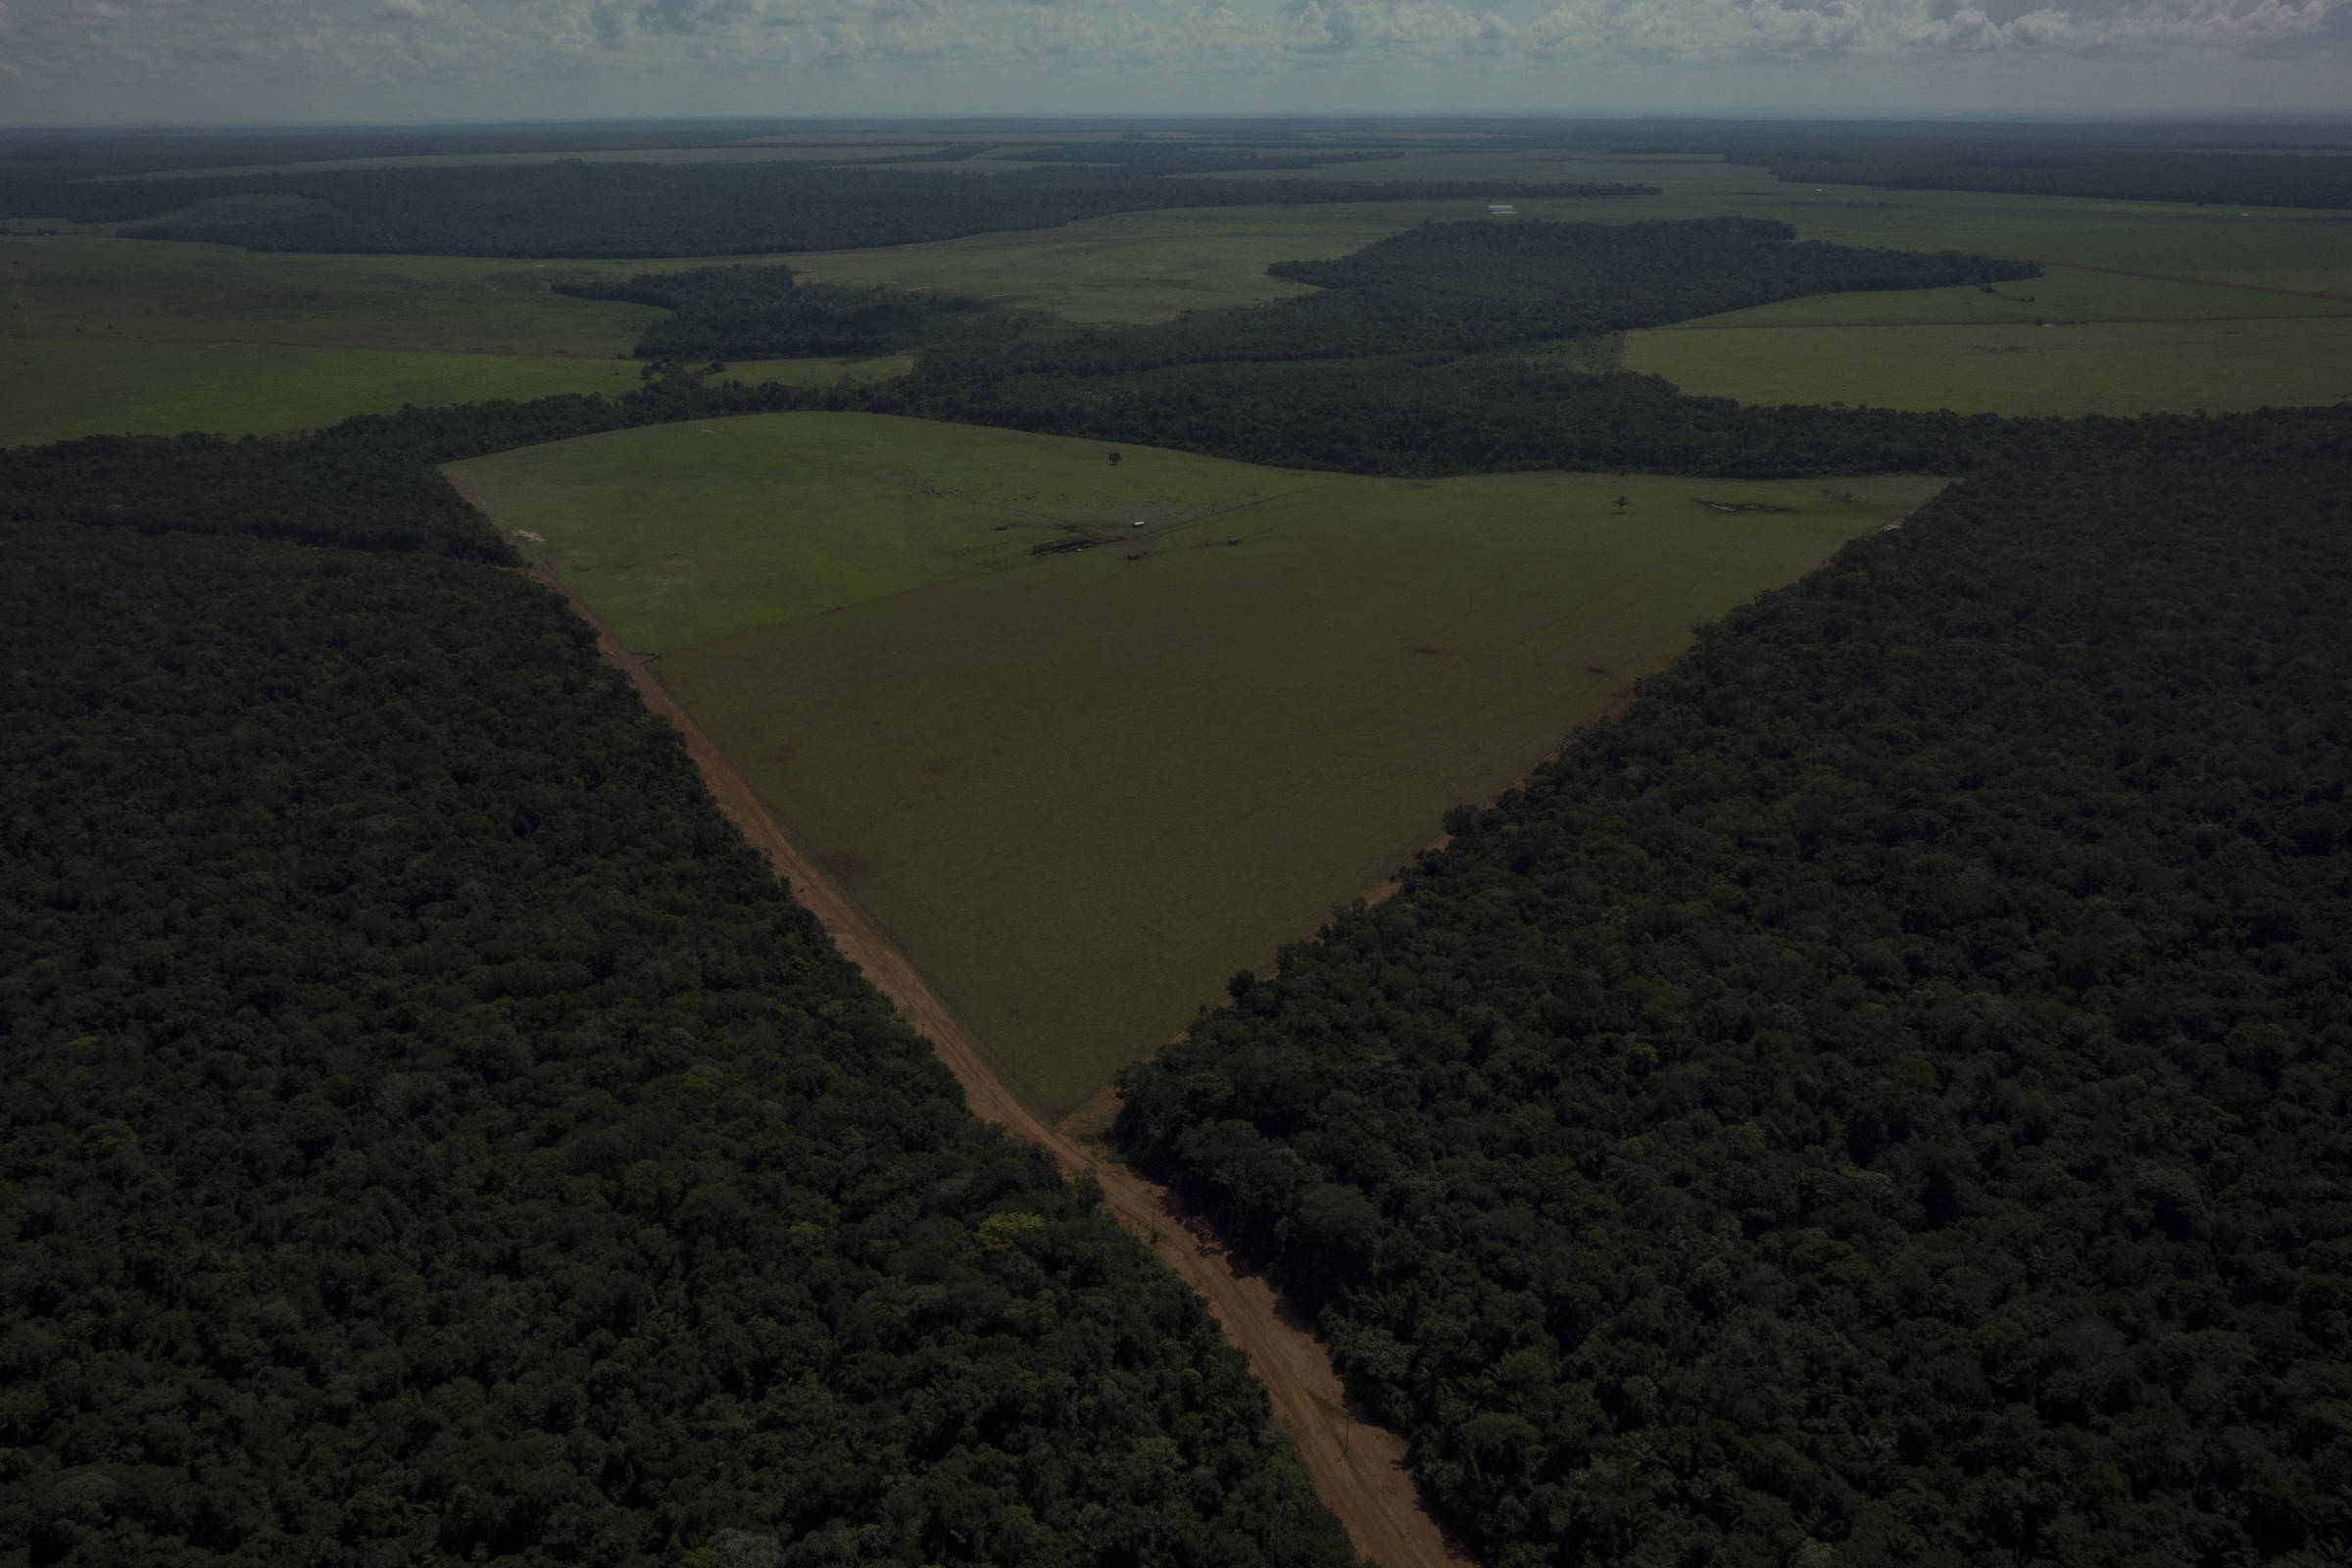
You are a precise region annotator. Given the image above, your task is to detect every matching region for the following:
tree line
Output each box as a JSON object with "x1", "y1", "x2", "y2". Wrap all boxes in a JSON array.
[
  {"x1": 551, "y1": 265, "x2": 983, "y2": 362},
  {"x1": 1735, "y1": 140, "x2": 2352, "y2": 213},
  {"x1": 0, "y1": 158, "x2": 1655, "y2": 258},
  {"x1": 614, "y1": 218, "x2": 2036, "y2": 376},
  {"x1": 5, "y1": 233, "x2": 2350, "y2": 1567},
  {"x1": 0, "y1": 486, "x2": 1361, "y2": 1566},
  {"x1": 1112, "y1": 410, "x2": 2352, "y2": 1567}
]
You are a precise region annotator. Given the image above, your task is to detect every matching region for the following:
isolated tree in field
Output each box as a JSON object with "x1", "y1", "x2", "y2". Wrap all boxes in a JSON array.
[
  {"x1": 1615, "y1": 494, "x2": 1628, "y2": 512},
  {"x1": 1108, "y1": 451, "x2": 1123, "y2": 466}
]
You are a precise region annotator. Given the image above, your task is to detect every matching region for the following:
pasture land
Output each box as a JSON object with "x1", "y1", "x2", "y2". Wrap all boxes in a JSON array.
[
  {"x1": 19, "y1": 172, "x2": 2348, "y2": 356},
  {"x1": 1, "y1": 236, "x2": 662, "y2": 354},
  {"x1": 1626, "y1": 315, "x2": 2352, "y2": 417},
  {"x1": 448, "y1": 413, "x2": 1304, "y2": 652},
  {"x1": 0, "y1": 342, "x2": 907, "y2": 449},
  {"x1": 780, "y1": 203, "x2": 1493, "y2": 320},
  {"x1": 469, "y1": 411, "x2": 1935, "y2": 1115},
  {"x1": 1188, "y1": 149, "x2": 2352, "y2": 297},
  {"x1": 106, "y1": 145, "x2": 953, "y2": 180},
  {"x1": 0, "y1": 235, "x2": 911, "y2": 446},
  {"x1": 1658, "y1": 265, "x2": 2352, "y2": 327},
  {"x1": 0, "y1": 341, "x2": 637, "y2": 448},
  {"x1": 785, "y1": 171, "x2": 2352, "y2": 323}
]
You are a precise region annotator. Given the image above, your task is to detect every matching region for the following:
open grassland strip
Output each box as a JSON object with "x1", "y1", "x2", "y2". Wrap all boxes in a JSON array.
[
  {"x1": 0, "y1": 340, "x2": 640, "y2": 448},
  {"x1": 0, "y1": 338, "x2": 901, "y2": 449},
  {"x1": 761, "y1": 187, "x2": 2352, "y2": 323},
  {"x1": 1626, "y1": 315, "x2": 2352, "y2": 417},
  {"x1": 1649, "y1": 265, "x2": 2352, "y2": 329},
  {"x1": 1810, "y1": 234, "x2": 2352, "y2": 306},
  {"x1": 1780, "y1": 202, "x2": 2352, "y2": 298},
  {"x1": 0, "y1": 236, "x2": 664, "y2": 354},
  {"x1": 778, "y1": 199, "x2": 1659, "y2": 323},
  {"x1": 503, "y1": 535, "x2": 1473, "y2": 1568},
  {"x1": 1658, "y1": 312, "x2": 2352, "y2": 329},
  {"x1": 444, "y1": 414, "x2": 1315, "y2": 654}
]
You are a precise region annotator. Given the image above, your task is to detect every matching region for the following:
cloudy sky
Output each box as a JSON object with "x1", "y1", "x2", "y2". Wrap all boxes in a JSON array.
[{"x1": 2, "y1": 0, "x2": 2345, "y2": 122}]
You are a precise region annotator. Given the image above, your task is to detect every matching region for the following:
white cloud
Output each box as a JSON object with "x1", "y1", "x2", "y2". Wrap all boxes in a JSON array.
[{"x1": 0, "y1": 0, "x2": 2340, "y2": 93}]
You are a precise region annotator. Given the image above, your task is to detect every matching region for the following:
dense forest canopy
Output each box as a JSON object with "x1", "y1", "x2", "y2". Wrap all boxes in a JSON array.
[
  {"x1": 0, "y1": 430, "x2": 521, "y2": 559},
  {"x1": 1112, "y1": 412, "x2": 2352, "y2": 1567},
  {"x1": 9, "y1": 115, "x2": 2352, "y2": 1566},
  {"x1": 1729, "y1": 141, "x2": 2352, "y2": 212},
  {"x1": 893, "y1": 351, "x2": 2024, "y2": 479},
  {"x1": 550, "y1": 266, "x2": 984, "y2": 362},
  {"x1": 0, "y1": 507, "x2": 1359, "y2": 1568},
  {"x1": 892, "y1": 219, "x2": 2040, "y2": 377}
]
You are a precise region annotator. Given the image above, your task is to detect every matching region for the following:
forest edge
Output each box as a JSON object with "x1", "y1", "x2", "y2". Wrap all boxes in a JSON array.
[{"x1": 465, "y1": 473, "x2": 1477, "y2": 1568}]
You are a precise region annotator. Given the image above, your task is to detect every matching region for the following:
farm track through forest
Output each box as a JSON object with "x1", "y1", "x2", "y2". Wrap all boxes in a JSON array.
[{"x1": 511, "y1": 551, "x2": 1476, "y2": 1568}]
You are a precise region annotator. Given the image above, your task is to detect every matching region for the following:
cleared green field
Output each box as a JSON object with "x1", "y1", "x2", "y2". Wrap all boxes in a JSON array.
[
  {"x1": 0, "y1": 341, "x2": 906, "y2": 449},
  {"x1": 1627, "y1": 315, "x2": 2352, "y2": 417},
  {"x1": 1667, "y1": 265, "x2": 2352, "y2": 327},
  {"x1": 18, "y1": 172, "x2": 2347, "y2": 354},
  {"x1": 0, "y1": 341, "x2": 636, "y2": 447},
  {"x1": 0, "y1": 235, "x2": 913, "y2": 446},
  {"x1": 1, "y1": 236, "x2": 662, "y2": 354},
  {"x1": 782, "y1": 205, "x2": 1436, "y2": 320},
  {"x1": 778, "y1": 197, "x2": 1682, "y2": 321},
  {"x1": 447, "y1": 413, "x2": 1306, "y2": 651},
  {"x1": 787, "y1": 169, "x2": 2352, "y2": 322},
  {"x1": 462, "y1": 412, "x2": 1936, "y2": 1115},
  {"x1": 109, "y1": 145, "x2": 951, "y2": 180},
  {"x1": 1621, "y1": 262, "x2": 2352, "y2": 416}
]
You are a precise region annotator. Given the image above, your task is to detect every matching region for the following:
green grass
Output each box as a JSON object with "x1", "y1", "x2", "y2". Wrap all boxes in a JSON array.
[
  {"x1": 1, "y1": 236, "x2": 662, "y2": 354},
  {"x1": 786, "y1": 166, "x2": 2352, "y2": 323},
  {"x1": 776, "y1": 195, "x2": 1730, "y2": 322},
  {"x1": 15, "y1": 168, "x2": 2346, "y2": 356},
  {"x1": 0, "y1": 340, "x2": 635, "y2": 447},
  {"x1": 447, "y1": 413, "x2": 1310, "y2": 652},
  {"x1": 107, "y1": 145, "x2": 953, "y2": 180},
  {"x1": 780, "y1": 205, "x2": 1417, "y2": 321},
  {"x1": 0, "y1": 235, "x2": 915, "y2": 447},
  {"x1": 467, "y1": 411, "x2": 1935, "y2": 1115},
  {"x1": 1626, "y1": 315, "x2": 2352, "y2": 417},
  {"x1": 1660, "y1": 265, "x2": 2352, "y2": 327},
  {"x1": 1620, "y1": 263, "x2": 2352, "y2": 416},
  {"x1": 0, "y1": 340, "x2": 907, "y2": 449}
]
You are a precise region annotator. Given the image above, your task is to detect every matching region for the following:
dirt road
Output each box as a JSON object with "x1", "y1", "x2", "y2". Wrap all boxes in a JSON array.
[{"x1": 518, "y1": 563, "x2": 1474, "y2": 1568}]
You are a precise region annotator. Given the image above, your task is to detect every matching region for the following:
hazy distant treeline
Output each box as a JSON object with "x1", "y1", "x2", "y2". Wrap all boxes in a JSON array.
[{"x1": 0, "y1": 157, "x2": 1655, "y2": 257}]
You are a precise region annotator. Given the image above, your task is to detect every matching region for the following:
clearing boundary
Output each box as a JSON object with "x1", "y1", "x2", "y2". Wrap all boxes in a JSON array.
[{"x1": 519, "y1": 557, "x2": 1476, "y2": 1568}]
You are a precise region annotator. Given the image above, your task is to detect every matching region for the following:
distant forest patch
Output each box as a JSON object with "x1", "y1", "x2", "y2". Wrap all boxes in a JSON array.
[{"x1": 553, "y1": 264, "x2": 983, "y2": 362}]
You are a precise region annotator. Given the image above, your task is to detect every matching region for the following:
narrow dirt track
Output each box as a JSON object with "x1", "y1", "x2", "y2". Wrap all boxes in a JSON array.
[{"x1": 513, "y1": 560, "x2": 1474, "y2": 1568}]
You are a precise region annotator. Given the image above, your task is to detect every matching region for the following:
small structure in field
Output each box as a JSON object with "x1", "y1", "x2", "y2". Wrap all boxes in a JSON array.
[{"x1": 1487, "y1": 204, "x2": 1517, "y2": 216}]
